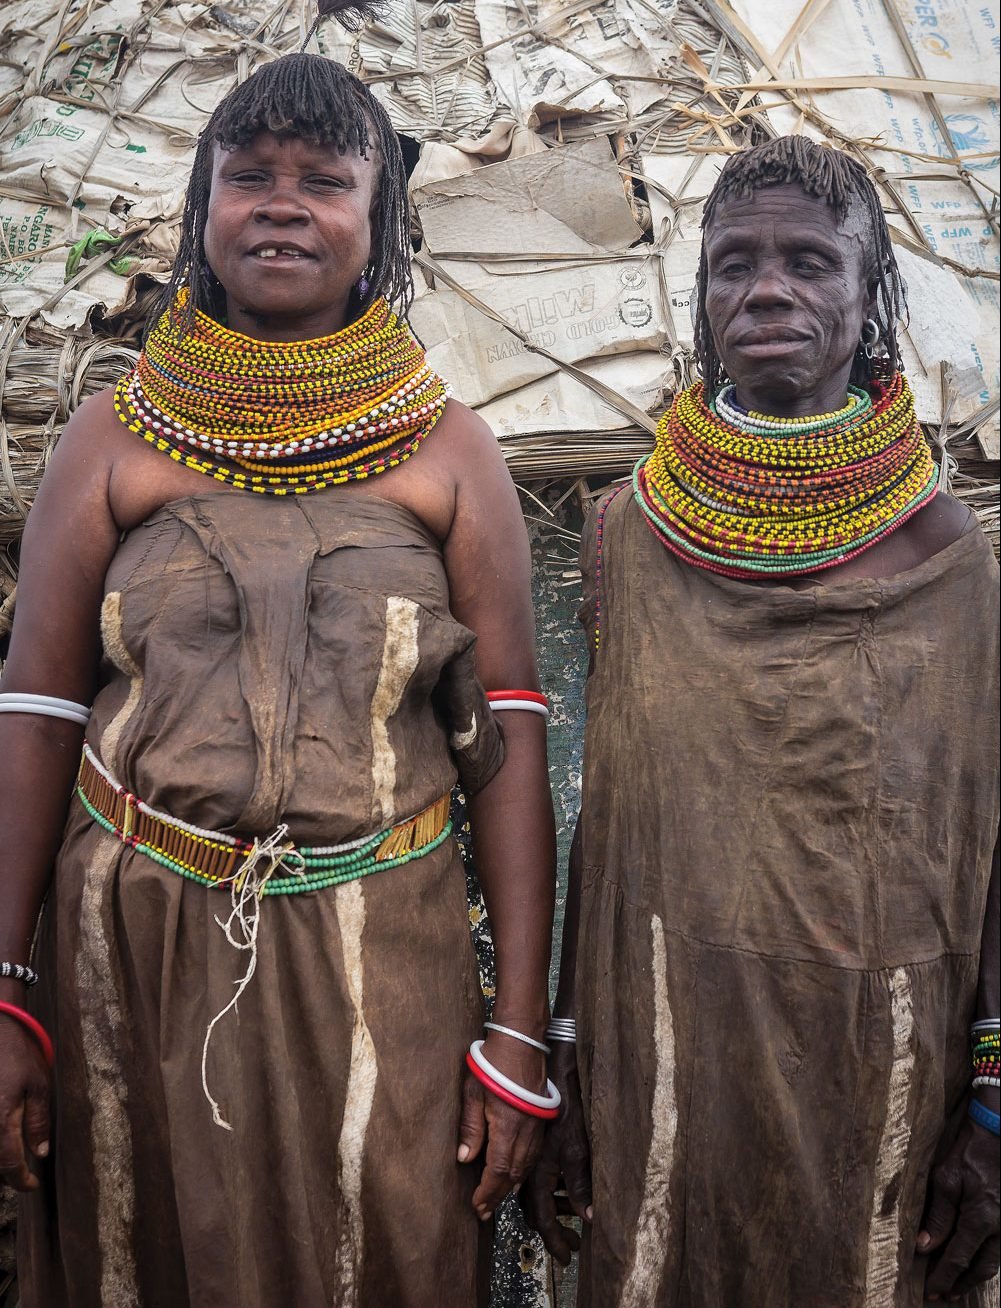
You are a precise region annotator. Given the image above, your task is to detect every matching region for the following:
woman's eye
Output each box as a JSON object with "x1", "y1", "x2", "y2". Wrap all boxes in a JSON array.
[{"x1": 310, "y1": 176, "x2": 346, "y2": 190}]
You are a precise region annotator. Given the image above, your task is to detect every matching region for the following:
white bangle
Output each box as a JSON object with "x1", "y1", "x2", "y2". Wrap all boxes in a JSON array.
[
  {"x1": 468, "y1": 1040, "x2": 561, "y2": 1111},
  {"x1": 0, "y1": 693, "x2": 91, "y2": 726},
  {"x1": 487, "y1": 698, "x2": 550, "y2": 719},
  {"x1": 972, "y1": 1076, "x2": 1001, "y2": 1089},
  {"x1": 483, "y1": 1021, "x2": 550, "y2": 1055},
  {"x1": 546, "y1": 1018, "x2": 576, "y2": 1043}
]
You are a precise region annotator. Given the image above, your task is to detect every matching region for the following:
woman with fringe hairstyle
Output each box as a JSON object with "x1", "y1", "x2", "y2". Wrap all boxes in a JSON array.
[{"x1": 0, "y1": 9, "x2": 556, "y2": 1304}]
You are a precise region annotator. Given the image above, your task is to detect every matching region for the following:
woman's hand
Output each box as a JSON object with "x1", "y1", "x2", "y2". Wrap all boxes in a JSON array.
[
  {"x1": 0, "y1": 1015, "x2": 51, "y2": 1191},
  {"x1": 457, "y1": 1032, "x2": 546, "y2": 1221},
  {"x1": 522, "y1": 1041, "x2": 592, "y2": 1264},
  {"x1": 917, "y1": 1111, "x2": 1000, "y2": 1300}
]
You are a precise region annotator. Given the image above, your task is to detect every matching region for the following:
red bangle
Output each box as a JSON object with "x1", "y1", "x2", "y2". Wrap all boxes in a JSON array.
[
  {"x1": 0, "y1": 1001, "x2": 54, "y2": 1068},
  {"x1": 465, "y1": 1051, "x2": 560, "y2": 1120},
  {"x1": 486, "y1": 690, "x2": 549, "y2": 706}
]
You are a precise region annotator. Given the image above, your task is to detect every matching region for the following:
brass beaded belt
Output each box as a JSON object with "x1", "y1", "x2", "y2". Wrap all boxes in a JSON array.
[{"x1": 75, "y1": 743, "x2": 452, "y2": 896}]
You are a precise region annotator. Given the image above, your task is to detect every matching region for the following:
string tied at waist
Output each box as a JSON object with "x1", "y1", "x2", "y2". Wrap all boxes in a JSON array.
[{"x1": 202, "y1": 826, "x2": 306, "y2": 1130}]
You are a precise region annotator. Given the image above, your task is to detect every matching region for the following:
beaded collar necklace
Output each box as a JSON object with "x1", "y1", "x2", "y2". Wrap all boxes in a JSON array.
[
  {"x1": 635, "y1": 369, "x2": 937, "y2": 578},
  {"x1": 114, "y1": 290, "x2": 450, "y2": 495}
]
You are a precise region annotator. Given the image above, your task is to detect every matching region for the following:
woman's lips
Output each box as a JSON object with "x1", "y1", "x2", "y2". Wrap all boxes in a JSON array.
[
  {"x1": 736, "y1": 327, "x2": 810, "y2": 344},
  {"x1": 733, "y1": 331, "x2": 811, "y2": 357},
  {"x1": 245, "y1": 245, "x2": 315, "y2": 265}
]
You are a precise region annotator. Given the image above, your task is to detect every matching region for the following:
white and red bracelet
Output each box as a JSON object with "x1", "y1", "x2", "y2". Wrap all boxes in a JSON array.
[
  {"x1": 486, "y1": 689, "x2": 550, "y2": 720},
  {"x1": 466, "y1": 1039, "x2": 561, "y2": 1120}
]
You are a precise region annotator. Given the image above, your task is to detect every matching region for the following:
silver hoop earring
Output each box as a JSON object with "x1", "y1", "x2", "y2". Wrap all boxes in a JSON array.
[{"x1": 860, "y1": 318, "x2": 879, "y2": 361}]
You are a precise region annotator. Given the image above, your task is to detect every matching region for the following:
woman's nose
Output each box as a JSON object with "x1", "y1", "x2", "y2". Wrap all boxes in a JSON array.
[
  {"x1": 253, "y1": 187, "x2": 309, "y2": 224},
  {"x1": 745, "y1": 267, "x2": 795, "y2": 308}
]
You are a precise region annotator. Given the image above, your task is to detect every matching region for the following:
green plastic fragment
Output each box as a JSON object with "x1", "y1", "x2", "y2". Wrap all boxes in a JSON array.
[{"x1": 64, "y1": 228, "x2": 136, "y2": 281}]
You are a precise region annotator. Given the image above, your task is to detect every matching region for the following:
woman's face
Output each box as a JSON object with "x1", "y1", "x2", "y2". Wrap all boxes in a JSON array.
[
  {"x1": 202, "y1": 131, "x2": 378, "y2": 342},
  {"x1": 702, "y1": 183, "x2": 876, "y2": 417}
]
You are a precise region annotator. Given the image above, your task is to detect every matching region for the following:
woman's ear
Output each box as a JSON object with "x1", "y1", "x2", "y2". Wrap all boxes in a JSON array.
[
  {"x1": 865, "y1": 278, "x2": 880, "y2": 324},
  {"x1": 367, "y1": 187, "x2": 382, "y2": 259}
]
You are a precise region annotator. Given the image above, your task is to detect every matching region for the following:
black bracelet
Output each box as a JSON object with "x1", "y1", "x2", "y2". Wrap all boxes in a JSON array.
[{"x1": 0, "y1": 961, "x2": 39, "y2": 986}]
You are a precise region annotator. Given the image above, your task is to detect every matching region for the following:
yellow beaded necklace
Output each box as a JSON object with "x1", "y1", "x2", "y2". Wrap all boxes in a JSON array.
[
  {"x1": 636, "y1": 370, "x2": 937, "y2": 577},
  {"x1": 114, "y1": 290, "x2": 450, "y2": 495}
]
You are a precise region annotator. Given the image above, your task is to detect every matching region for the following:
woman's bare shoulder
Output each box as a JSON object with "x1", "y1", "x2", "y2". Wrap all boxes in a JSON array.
[
  {"x1": 907, "y1": 490, "x2": 975, "y2": 557},
  {"x1": 56, "y1": 383, "x2": 244, "y2": 531},
  {"x1": 352, "y1": 397, "x2": 513, "y2": 543},
  {"x1": 56, "y1": 384, "x2": 124, "y2": 445}
]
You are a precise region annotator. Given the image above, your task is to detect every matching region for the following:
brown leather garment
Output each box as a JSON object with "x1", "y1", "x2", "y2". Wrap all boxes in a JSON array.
[
  {"x1": 19, "y1": 491, "x2": 501, "y2": 1308},
  {"x1": 574, "y1": 488, "x2": 1000, "y2": 1308}
]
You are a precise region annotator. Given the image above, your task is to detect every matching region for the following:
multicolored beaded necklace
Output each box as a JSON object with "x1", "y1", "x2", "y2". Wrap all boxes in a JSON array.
[
  {"x1": 114, "y1": 290, "x2": 450, "y2": 495},
  {"x1": 635, "y1": 369, "x2": 937, "y2": 578}
]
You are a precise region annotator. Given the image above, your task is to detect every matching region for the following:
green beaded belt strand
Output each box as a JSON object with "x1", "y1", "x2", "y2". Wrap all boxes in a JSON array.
[{"x1": 76, "y1": 743, "x2": 452, "y2": 895}]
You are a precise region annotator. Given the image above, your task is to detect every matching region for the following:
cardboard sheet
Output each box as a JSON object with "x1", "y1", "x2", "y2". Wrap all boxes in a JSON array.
[{"x1": 0, "y1": 0, "x2": 997, "y2": 453}]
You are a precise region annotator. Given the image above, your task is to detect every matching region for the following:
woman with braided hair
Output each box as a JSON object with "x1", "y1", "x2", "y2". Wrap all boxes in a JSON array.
[
  {"x1": 0, "y1": 17, "x2": 556, "y2": 1307},
  {"x1": 527, "y1": 136, "x2": 999, "y2": 1306}
]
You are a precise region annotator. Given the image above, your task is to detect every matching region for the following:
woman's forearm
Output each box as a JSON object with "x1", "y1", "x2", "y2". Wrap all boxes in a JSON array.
[
  {"x1": 467, "y1": 712, "x2": 555, "y2": 1037},
  {"x1": 976, "y1": 837, "x2": 999, "y2": 1020},
  {"x1": 973, "y1": 836, "x2": 999, "y2": 1113},
  {"x1": 552, "y1": 814, "x2": 582, "y2": 1021},
  {"x1": 0, "y1": 717, "x2": 84, "y2": 1001}
]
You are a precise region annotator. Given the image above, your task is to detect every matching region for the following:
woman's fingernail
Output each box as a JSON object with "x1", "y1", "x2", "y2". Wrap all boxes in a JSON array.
[
  {"x1": 457, "y1": 1145, "x2": 470, "y2": 1163},
  {"x1": 585, "y1": 1205, "x2": 593, "y2": 1221},
  {"x1": 35, "y1": 1142, "x2": 49, "y2": 1158},
  {"x1": 916, "y1": 1232, "x2": 930, "y2": 1250}
]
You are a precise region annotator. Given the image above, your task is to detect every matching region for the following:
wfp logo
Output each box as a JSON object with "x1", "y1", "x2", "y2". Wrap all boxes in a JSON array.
[{"x1": 931, "y1": 114, "x2": 997, "y2": 173}]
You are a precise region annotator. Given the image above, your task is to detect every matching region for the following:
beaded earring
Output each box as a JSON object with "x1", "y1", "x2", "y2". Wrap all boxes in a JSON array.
[{"x1": 355, "y1": 265, "x2": 373, "y2": 298}]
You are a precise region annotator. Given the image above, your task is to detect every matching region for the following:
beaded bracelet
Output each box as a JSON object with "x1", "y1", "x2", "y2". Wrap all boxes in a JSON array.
[
  {"x1": 969, "y1": 1100, "x2": 1001, "y2": 1137},
  {"x1": 483, "y1": 1022, "x2": 550, "y2": 1055},
  {"x1": 0, "y1": 962, "x2": 39, "y2": 987},
  {"x1": 0, "y1": 1001, "x2": 54, "y2": 1067},
  {"x1": 970, "y1": 1022, "x2": 999, "y2": 1088}
]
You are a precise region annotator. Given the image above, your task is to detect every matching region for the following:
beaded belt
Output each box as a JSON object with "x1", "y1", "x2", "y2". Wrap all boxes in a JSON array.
[{"x1": 75, "y1": 743, "x2": 452, "y2": 895}]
